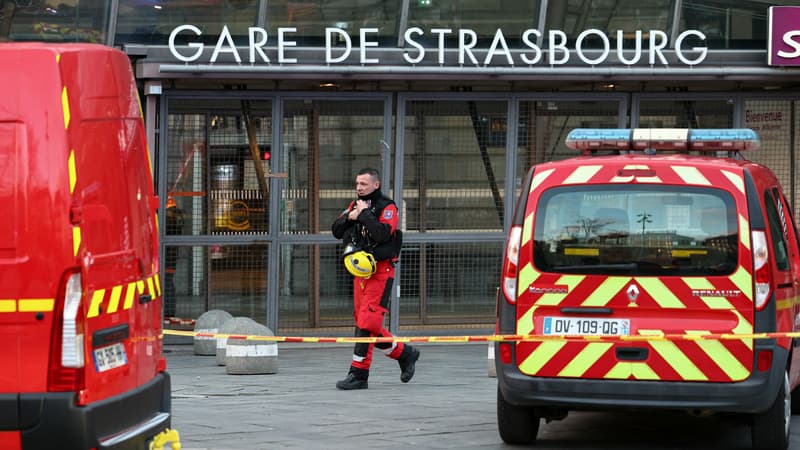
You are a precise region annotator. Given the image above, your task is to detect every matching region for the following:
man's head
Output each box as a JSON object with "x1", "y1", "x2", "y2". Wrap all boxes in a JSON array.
[{"x1": 355, "y1": 168, "x2": 381, "y2": 198}]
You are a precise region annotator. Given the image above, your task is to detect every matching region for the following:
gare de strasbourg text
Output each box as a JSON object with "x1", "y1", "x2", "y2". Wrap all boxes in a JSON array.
[{"x1": 168, "y1": 25, "x2": 709, "y2": 67}]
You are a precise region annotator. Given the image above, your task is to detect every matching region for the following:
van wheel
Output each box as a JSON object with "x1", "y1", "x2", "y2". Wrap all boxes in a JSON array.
[
  {"x1": 751, "y1": 370, "x2": 790, "y2": 450},
  {"x1": 791, "y1": 383, "x2": 800, "y2": 415},
  {"x1": 497, "y1": 387, "x2": 540, "y2": 445}
]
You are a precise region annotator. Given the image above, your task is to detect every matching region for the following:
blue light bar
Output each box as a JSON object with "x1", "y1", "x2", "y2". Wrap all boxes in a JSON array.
[
  {"x1": 565, "y1": 129, "x2": 632, "y2": 151},
  {"x1": 688, "y1": 129, "x2": 760, "y2": 151},
  {"x1": 565, "y1": 128, "x2": 760, "y2": 154}
]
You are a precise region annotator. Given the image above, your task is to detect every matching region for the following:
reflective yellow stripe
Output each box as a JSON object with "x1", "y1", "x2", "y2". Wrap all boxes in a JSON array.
[
  {"x1": 72, "y1": 226, "x2": 81, "y2": 257},
  {"x1": 650, "y1": 340, "x2": 707, "y2": 381},
  {"x1": 137, "y1": 280, "x2": 145, "y2": 294},
  {"x1": 731, "y1": 311, "x2": 754, "y2": 350},
  {"x1": 521, "y1": 210, "x2": 533, "y2": 249},
  {"x1": 630, "y1": 363, "x2": 659, "y2": 380},
  {"x1": 154, "y1": 274, "x2": 161, "y2": 297},
  {"x1": 518, "y1": 305, "x2": 537, "y2": 335},
  {"x1": 107, "y1": 285, "x2": 123, "y2": 314},
  {"x1": 0, "y1": 300, "x2": 16, "y2": 312},
  {"x1": 729, "y1": 266, "x2": 752, "y2": 302},
  {"x1": 531, "y1": 168, "x2": 554, "y2": 191},
  {"x1": 68, "y1": 150, "x2": 77, "y2": 193},
  {"x1": 672, "y1": 166, "x2": 711, "y2": 185},
  {"x1": 563, "y1": 165, "x2": 602, "y2": 184},
  {"x1": 519, "y1": 340, "x2": 567, "y2": 375},
  {"x1": 124, "y1": 282, "x2": 136, "y2": 310},
  {"x1": 517, "y1": 262, "x2": 540, "y2": 300},
  {"x1": 696, "y1": 339, "x2": 749, "y2": 381},
  {"x1": 721, "y1": 170, "x2": 744, "y2": 194},
  {"x1": 604, "y1": 362, "x2": 630, "y2": 379},
  {"x1": 87, "y1": 289, "x2": 104, "y2": 318},
  {"x1": 147, "y1": 277, "x2": 155, "y2": 297},
  {"x1": 638, "y1": 278, "x2": 685, "y2": 308},
  {"x1": 582, "y1": 277, "x2": 629, "y2": 307},
  {"x1": 61, "y1": 86, "x2": 70, "y2": 129},
  {"x1": 558, "y1": 342, "x2": 613, "y2": 377},
  {"x1": 739, "y1": 215, "x2": 750, "y2": 250},
  {"x1": 19, "y1": 299, "x2": 55, "y2": 312}
]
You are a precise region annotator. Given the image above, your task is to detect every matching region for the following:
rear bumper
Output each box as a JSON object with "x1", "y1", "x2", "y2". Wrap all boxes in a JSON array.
[
  {"x1": 0, "y1": 372, "x2": 171, "y2": 450},
  {"x1": 496, "y1": 342, "x2": 786, "y2": 415}
]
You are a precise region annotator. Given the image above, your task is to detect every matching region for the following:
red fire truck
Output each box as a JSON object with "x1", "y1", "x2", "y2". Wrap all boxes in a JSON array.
[{"x1": 0, "y1": 43, "x2": 176, "y2": 449}]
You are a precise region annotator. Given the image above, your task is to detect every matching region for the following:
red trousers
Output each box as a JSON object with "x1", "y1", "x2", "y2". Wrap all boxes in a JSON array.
[{"x1": 350, "y1": 261, "x2": 404, "y2": 371}]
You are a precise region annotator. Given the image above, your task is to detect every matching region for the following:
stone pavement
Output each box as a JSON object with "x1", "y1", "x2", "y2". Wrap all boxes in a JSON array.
[
  {"x1": 165, "y1": 341, "x2": 503, "y2": 450},
  {"x1": 164, "y1": 340, "x2": 800, "y2": 450}
]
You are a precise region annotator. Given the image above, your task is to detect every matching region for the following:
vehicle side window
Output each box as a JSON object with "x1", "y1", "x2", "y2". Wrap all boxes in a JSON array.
[
  {"x1": 763, "y1": 189, "x2": 790, "y2": 271},
  {"x1": 775, "y1": 188, "x2": 800, "y2": 258}
]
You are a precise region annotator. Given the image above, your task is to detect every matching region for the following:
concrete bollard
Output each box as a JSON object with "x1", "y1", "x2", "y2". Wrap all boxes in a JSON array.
[
  {"x1": 225, "y1": 320, "x2": 278, "y2": 375},
  {"x1": 216, "y1": 317, "x2": 257, "y2": 366},
  {"x1": 488, "y1": 342, "x2": 497, "y2": 378},
  {"x1": 193, "y1": 309, "x2": 233, "y2": 356}
]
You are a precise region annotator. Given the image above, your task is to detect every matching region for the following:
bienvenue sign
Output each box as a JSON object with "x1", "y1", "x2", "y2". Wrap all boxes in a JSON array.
[{"x1": 168, "y1": 25, "x2": 709, "y2": 67}]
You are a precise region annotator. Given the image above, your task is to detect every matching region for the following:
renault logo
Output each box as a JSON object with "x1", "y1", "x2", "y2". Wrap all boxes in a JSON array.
[{"x1": 626, "y1": 284, "x2": 640, "y2": 302}]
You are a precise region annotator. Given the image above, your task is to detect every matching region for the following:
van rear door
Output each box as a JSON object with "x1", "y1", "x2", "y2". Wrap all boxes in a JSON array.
[
  {"x1": 515, "y1": 160, "x2": 755, "y2": 383},
  {"x1": 58, "y1": 47, "x2": 162, "y2": 403}
]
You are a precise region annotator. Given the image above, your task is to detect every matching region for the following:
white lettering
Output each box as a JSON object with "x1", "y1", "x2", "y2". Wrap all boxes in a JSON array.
[
  {"x1": 403, "y1": 27, "x2": 425, "y2": 64},
  {"x1": 360, "y1": 28, "x2": 379, "y2": 64},
  {"x1": 520, "y1": 29, "x2": 542, "y2": 64},
  {"x1": 458, "y1": 29, "x2": 479, "y2": 65},
  {"x1": 431, "y1": 28, "x2": 452, "y2": 64},
  {"x1": 167, "y1": 24, "x2": 712, "y2": 69},
  {"x1": 649, "y1": 30, "x2": 668, "y2": 65},
  {"x1": 325, "y1": 28, "x2": 352, "y2": 63},
  {"x1": 210, "y1": 25, "x2": 240, "y2": 63},
  {"x1": 575, "y1": 28, "x2": 609, "y2": 65},
  {"x1": 674, "y1": 30, "x2": 707, "y2": 65},
  {"x1": 248, "y1": 27, "x2": 269, "y2": 63},
  {"x1": 778, "y1": 30, "x2": 800, "y2": 58},
  {"x1": 549, "y1": 30, "x2": 569, "y2": 65},
  {"x1": 278, "y1": 27, "x2": 297, "y2": 63},
  {"x1": 616, "y1": 29, "x2": 641, "y2": 65},
  {"x1": 484, "y1": 29, "x2": 513, "y2": 65},
  {"x1": 169, "y1": 24, "x2": 204, "y2": 62}
]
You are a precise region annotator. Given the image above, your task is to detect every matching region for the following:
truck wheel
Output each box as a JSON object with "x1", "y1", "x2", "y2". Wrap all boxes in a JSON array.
[
  {"x1": 497, "y1": 387, "x2": 540, "y2": 445},
  {"x1": 751, "y1": 370, "x2": 790, "y2": 450}
]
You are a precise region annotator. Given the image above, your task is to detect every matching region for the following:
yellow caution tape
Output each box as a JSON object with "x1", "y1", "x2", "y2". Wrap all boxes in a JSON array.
[{"x1": 163, "y1": 329, "x2": 800, "y2": 344}]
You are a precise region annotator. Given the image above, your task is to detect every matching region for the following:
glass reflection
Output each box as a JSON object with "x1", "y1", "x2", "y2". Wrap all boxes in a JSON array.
[
  {"x1": 115, "y1": 0, "x2": 258, "y2": 45},
  {"x1": 0, "y1": 0, "x2": 109, "y2": 43}
]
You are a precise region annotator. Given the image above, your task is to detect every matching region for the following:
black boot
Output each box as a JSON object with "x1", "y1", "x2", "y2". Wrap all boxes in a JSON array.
[
  {"x1": 398, "y1": 345, "x2": 420, "y2": 383},
  {"x1": 336, "y1": 367, "x2": 368, "y2": 390}
]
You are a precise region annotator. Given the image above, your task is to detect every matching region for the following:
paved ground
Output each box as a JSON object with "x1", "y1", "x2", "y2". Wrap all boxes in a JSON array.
[
  {"x1": 165, "y1": 341, "x2": 800, "y2": 450},
  {"x1": 166, "y1": 341, "x2": 499, "y2": 450}
]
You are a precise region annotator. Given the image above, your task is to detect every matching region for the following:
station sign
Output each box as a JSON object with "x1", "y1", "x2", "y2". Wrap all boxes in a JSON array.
[
  {"x1": 768, "y1": 6, "x2": 800, "y2": 66},
  {"x1": 167, "y1": 25, "x2": 709, "y2": 67}
]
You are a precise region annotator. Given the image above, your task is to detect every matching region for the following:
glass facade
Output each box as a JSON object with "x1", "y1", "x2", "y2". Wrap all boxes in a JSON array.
[
  {"x1": 0, "y1": 0, "x2": 109, "y2": 43},
  {"x1": 1, "y1": 0, "x2": 793, "y2": 50}
]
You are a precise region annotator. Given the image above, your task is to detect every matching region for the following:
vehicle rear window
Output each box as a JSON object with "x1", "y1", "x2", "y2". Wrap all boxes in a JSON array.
[{"x1": 533, "y1": 185, "x2": 738, "y2": 276}]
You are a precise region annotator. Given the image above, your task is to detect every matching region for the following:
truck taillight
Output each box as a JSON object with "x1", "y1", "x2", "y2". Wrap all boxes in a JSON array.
[
  {"x1": 752, "y1": 230, "x2": 772, "y2": 310},
  {"x1": 502, "y1": 226, "x2": 522, "y2": 304},
  {"x1": 49, "y1": 272, "x2": 85, "y2": 391}
]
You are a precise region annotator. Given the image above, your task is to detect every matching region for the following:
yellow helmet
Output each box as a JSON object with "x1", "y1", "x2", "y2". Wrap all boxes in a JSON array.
[{"x1": 343, "y1": 244, "x2": 376, "y2": 278}]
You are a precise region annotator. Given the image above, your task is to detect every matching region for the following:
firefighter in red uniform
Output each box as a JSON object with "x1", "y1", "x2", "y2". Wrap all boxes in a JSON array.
[{"x1": 331, "y1": 168, "x2": 420, "y2": 390}]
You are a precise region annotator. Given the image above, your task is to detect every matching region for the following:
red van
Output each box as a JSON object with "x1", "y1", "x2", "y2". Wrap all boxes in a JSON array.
[
  {"x1": 0, "y1": 43, "x2": 175, "y2": 449},
  {"x1": 496, "y1": 128, "x2": 800, "y2": 450}
]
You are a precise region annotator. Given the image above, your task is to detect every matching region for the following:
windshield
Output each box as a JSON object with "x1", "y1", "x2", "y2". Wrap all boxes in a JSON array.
[{"x1": 533, "y1": 185, "x2": 738, "y2": 276}]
